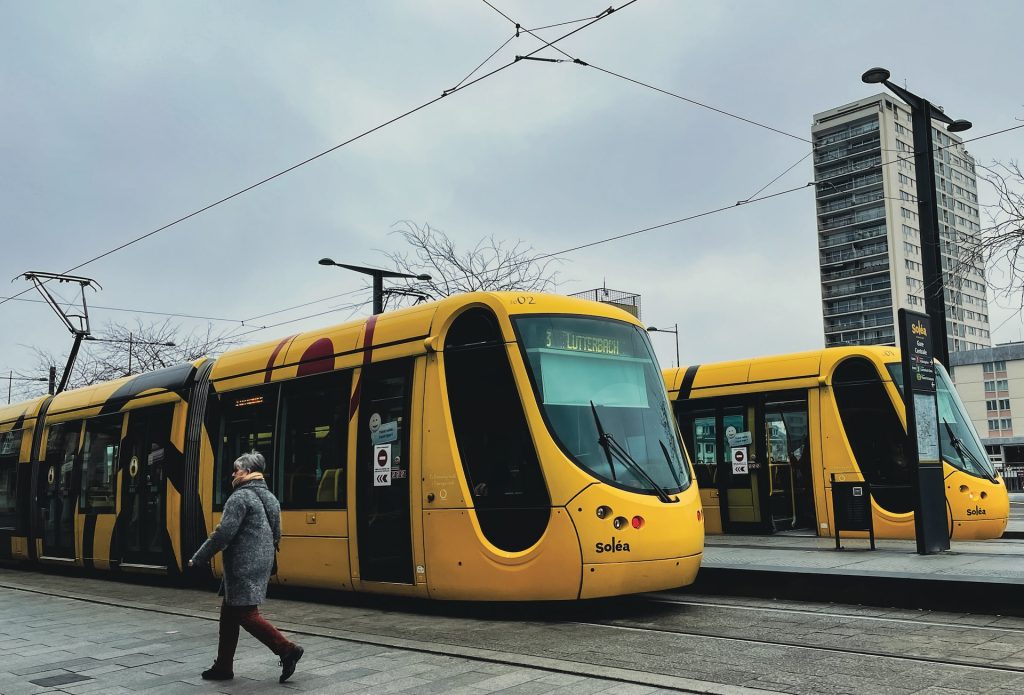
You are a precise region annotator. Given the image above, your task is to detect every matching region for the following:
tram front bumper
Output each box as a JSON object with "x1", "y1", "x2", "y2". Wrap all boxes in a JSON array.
[{"x1": 579, "y1": 552, "x2": 703, "y2": 599}]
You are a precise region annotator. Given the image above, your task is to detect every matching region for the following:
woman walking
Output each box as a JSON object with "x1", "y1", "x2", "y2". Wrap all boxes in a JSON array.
[{"x1": 188, "y1": 452, "x2": 303, "y2": 683}]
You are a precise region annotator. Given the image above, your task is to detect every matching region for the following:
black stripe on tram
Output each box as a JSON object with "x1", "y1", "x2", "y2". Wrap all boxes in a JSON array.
[{"x1": 677, "y1": 365, "x2": 700, "y2": 401}]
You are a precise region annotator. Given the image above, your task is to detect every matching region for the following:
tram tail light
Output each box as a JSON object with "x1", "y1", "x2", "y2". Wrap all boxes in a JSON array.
[
  {"x1": 631, "y1": 515, "x2": 645, "y2": 529},
  {"x1": 697, "y1": 509, "x2": 703, "y2": 523}
]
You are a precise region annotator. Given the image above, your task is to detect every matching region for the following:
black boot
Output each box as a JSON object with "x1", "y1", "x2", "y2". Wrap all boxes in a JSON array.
[
  {"x1": 201, "y1": 663, "x2": 234, "y2": 681},
  {"x1": 279, "y1": 645, "x2": 304, "y2": 683}
]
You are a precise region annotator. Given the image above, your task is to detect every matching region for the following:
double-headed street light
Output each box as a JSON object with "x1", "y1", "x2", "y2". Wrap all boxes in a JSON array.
[
  {"x1": 318, "y1": 258, "x2": 431, "y2": 315},
  {"x1": 86, "y1": 334, "x2": 176, "y2": 376},
  {"x1": 646, "y1": 324, "x2": 679, "y2": 368},
  {"x1": 862, "y1": 67, "x2": 971, "y2": 370}
]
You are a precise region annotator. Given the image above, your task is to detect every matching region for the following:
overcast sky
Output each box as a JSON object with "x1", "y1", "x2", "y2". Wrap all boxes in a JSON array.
[{"x1": 3, "y1": 0, "x2": 1023, "y2": 398}]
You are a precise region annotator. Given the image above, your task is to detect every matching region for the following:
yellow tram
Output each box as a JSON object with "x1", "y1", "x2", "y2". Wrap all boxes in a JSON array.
[
  {"x1": 0, "y1": 292, "x2": 703, "y2": 599},
  {"x1": 663, "y1": 346, "x2": 1008, "y2": 540}
]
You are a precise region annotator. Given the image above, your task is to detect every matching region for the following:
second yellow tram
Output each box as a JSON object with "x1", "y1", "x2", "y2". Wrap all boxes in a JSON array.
[{"x1": 663, "y1": 346, "x2": 1008, "y2": 540}]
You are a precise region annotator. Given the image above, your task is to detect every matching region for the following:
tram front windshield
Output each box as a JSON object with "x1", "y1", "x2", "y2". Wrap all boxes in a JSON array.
[
  {"x1": 515, "y1": 316, "x2": 690, "y2": 494},
  {"x1": 886, "y1": 362, "x2": 996, "y2": 479}
]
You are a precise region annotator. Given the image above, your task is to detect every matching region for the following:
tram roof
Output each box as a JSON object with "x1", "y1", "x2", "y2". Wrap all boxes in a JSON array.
[
  {"x1": 666, "y1": 345, "x2": 903, "y2": 397},
  {"x1": 0, "y1": 395, "x2": 49, "y2": 429},
  {"x1": 209, "y1": 291, "x2": 643, "y2": 387}
]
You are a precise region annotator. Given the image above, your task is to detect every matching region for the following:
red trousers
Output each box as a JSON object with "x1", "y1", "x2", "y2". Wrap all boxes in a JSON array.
[{"x1": 215, "y1": 602, "x2": 294, "y2": 668}]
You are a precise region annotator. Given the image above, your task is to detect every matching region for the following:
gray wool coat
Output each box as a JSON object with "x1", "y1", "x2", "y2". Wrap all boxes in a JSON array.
[{"x1": 190, "y1": 479, "x2": 281, "y2": 606}]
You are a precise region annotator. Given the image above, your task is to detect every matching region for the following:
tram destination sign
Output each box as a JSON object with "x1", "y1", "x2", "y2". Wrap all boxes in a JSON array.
[{"x1": 545, "y1": 329, "x2": 623, "y2": 355}]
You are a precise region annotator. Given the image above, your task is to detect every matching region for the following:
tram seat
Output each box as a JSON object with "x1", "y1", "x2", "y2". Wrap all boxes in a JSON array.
[{"x1": 317, "y1": 468, "x2": 341, "y2": 503}]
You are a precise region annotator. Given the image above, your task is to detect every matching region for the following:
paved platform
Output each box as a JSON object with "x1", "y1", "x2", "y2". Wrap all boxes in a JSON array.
[
  {"x1": 696, "y1": 495, "x2": 1024, "y2": 614},
  {"x1": 0, "y1": 574, "x2": 739, "y2": 695}
]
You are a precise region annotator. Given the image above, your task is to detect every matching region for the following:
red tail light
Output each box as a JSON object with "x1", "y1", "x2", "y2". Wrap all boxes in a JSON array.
[
  {"x1": 697, "y1": 509, "x2": 703, "y2": 522},
  {"x1": 631, "y1": 515, "x2": 645, "y2": 529}
]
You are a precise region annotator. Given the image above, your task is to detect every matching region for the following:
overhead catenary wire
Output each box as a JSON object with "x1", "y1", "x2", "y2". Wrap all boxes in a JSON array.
[
  {"x1": 8, "y1": 2, "x2": 1023, "y2": 352},
  {"x1": 745, "y1": 152, "x2": 813, "y2": 201},
  {"x1": 0, "y1": 295, "x2": 245, "y2": 325},
  {"x1": 11, "y1": 122, "x2": 1017, "y2": 345},
  {"x1": 0, "y1": 0, "x2": 637, "y2": 313}
]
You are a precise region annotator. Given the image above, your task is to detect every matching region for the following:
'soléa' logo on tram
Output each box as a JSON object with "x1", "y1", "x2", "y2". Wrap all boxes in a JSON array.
[
  {"x1": 595, "y1": 537, "x2": 631, "y2": 554},
  {"x1": 966, "y1": 505, "x2": 987, "y2": 516}
]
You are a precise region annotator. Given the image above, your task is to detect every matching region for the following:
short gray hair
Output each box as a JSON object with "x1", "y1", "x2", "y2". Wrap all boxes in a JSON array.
[{"x1": 233, "y1": 451, "x2": 266, "y2": 473}]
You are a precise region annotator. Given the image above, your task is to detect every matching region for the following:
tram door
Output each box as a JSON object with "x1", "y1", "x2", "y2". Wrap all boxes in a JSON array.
[
  {"x1": 718, "y1": 404, "x2": 766, "y2": 532},
  {"x1": 38, "y1": 421, "x2": 82, "y2": 559},
  {"x1": 119, "y1": 406, "x2": 173, "y2": 567},
  {"x1": 684, "y1": 403, "x2": 766, "y2": 533},
  {"x1": 355, "y1": 359, "x2": 414, "y2": 584},
  {"x1": 763, "y1": 397, "x2": 812, "y2": 532}
]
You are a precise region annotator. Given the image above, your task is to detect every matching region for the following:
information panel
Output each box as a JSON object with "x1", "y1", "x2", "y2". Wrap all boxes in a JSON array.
[{"x1": 897, "y1": 309, "x2": 949, "y2": 554}]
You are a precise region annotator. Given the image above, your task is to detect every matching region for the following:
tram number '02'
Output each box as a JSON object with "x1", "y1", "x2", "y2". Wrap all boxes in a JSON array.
[
  {"x1": 511, "y1": 295, "x2": 536, "y2": 305},
  {"x1": 595, "y1": 537, "x2": 631, "y2": 554}
]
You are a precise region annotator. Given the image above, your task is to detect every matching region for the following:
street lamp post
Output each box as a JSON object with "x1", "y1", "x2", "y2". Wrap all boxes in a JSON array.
[
  {"x1": 646, "y1": 324, "x2": 679, "y2": 367},
  {"x1": 862, "y1": 67, "x2": 971, "y2": 370},
  {"x1": 86, "y1": 334, "x2": 176, "y2": 376},
  {"x1": 4, "y1": 372, "x2": 49, "y2": 404},
  {"x1": 318, "y1": 259, "x2": 431, "y2": 315}
]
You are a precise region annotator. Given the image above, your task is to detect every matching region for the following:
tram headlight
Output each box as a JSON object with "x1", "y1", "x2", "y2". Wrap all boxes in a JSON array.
[
  {"x1": 613, "y1": 516, "x2": 628, "y2": 530},
  {"x1": 596, "y1": 505, "x2": 612, "y2": 519}
]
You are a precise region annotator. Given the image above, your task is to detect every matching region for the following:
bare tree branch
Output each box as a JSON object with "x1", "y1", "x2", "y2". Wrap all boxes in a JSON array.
[
  {"x1": 372, "y1": 221, "x2": 562, "y2": 309},
  {"x1": 971, "y1": 160, "x2": 1024, "y2": 309},
  {"x1": 10, "y1": 319, "x2": 240, "y2": 402}
]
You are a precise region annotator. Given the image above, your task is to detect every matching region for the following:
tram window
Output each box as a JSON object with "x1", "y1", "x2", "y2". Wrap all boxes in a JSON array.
[
  {"x1": 0, "y1": 429, "x2": 24, "y2": 528},
  {"x1": 689, "y1": 412, "x2": 718, "y2": 487},
  {"x1": 445, "y1": 308, "x2": 549, "y2": 552},
  {"x1": 217, "y1": 384, "x2": 278, "y2": 505},
  {"x1": 833, "y1": 357, "x2": 913, "y2": 513},
  {"x1": 42, "y1": 421, "x2": 82, "y2": 506},
  {"x1": 80, "y1": 415, "x2": 122, "y2": 513},
  {"x1": 278, "y1": 371, "x2": 350, "y2": 509}
]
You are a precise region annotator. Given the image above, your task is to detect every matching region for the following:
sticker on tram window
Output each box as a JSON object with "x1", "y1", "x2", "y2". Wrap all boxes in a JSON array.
[
  {"x1": 368, "y1": 412, "x2": 382, "y2": 432},
  {"x1": 371, "y1": 420, "x2": 398, "y2": 444},
  {"x1": 730, "y1": 447, "x2": 748, "y2": 475},
  {"x1": 373, "y1": 444, "x2": 391, "y2": 487}
]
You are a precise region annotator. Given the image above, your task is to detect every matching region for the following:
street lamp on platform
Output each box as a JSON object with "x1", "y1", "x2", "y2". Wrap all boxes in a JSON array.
[
  {"x1": 646, "y1": 324, "x2": 679, "y2": 367},
  {"x1": 861, "y1": 67, "x2": 971, "y2": 369}
]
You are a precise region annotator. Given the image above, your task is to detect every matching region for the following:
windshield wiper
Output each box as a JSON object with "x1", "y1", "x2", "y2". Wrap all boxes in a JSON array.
[
  {"x1": 590, "y1": 401, "x2": 618, "y2": 482},
  {"x1": 943, "y1": 421, "x2": 996, "y2": 482},
  {"x1": 658, "y1": 439, "x2": 684, "y2": 489},
  {"x1": 590, "y1": 402, "x2": 677, "y2": 504}
]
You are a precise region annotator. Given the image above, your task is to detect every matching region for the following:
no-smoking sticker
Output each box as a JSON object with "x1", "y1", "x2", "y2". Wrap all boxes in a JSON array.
[
  {"x1": 373, "y1": 444, "x2": 392, "y2": 487},
  {"x1": 731, "y1": 447, "x2": 748, "y2": 475}
]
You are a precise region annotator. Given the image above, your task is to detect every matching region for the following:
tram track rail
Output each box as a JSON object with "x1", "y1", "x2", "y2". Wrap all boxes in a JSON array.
[
  {"x1": 648, "y1": 594, "x2": 1024, "y2": 634},
  {"x1": 3, "y1": 568, "x2": 1024, "y2": 694},
  {"x1": 575, "y1": 620, "x2": 1024, "y2": 676}
]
